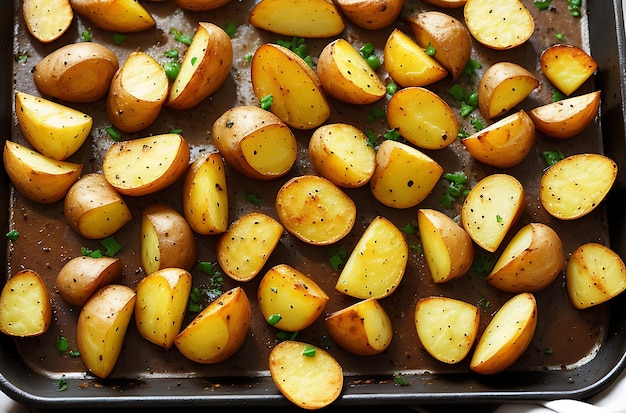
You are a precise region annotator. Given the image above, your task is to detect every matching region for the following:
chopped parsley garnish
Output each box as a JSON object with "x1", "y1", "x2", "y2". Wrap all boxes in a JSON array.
[
  {"x1": 383, "y1": 128, "x2": 401, "y2": 141},
  {"x1": 6, "y1": 229, "x2": 19, "y2": 241},
  {"x1": 113, "y1": 33, "x2": 127, "y2": 45},
  {"x1": 164, "y1": 49, "x2": 179, "y2": 59},
  {"x1": 245, "y1": 193, "x2": 261, "y2": 206},
  {"x1": 366, "y1": 106, "x2": 386, "y2": 122},
  {"x1": 56, "y1": 336, "x2": 70, "y2": 352},
  {"x1": 470, "y1": 117, "x2": 485, "y2": 131},
  {"x1": 555, "y1": 33, "x2": 565, "y2": 41},
  {"x1": 188, "y1": 262, "x2": 224, "y2": 312},
  {"x1": 170, "y1": 28, "x2": 192, "y2": 45},
  {"x1": 400, "y1": 222, "x2": 416, "y2": 235},
  {"x1": 105, "y1": 126, "x2": 121, "y2": 141},
  {"x1": 328, "y1": 247, "x2": 348, "y2": 271},
  {"x1": 424, "y1": 43, "x2": 436, "y2": 56},
  {"x1": 224, "y1": 21, "x2": 237, "y2": 38},
  {"x1": 188, "y1": 287, "x2": 204, "y2": 313},
  {"x1": 359, "y1": 43, "x2": 381, "y2": 70},
  {"x1": 543, "y1": 150, "x2": 565, "y2": 166},
  {"x1": 448, "y1": 84, "x2": 478, "y2": 117},
  {"x1": 100, "y1": 236, "x2": 122, "y2": 257},
  {"x1": 191, "y1": 56, "x2": 198, "y2": 66},
  {"x1": 462, "y1": 58, "x2": 482, "y2": 77},
  {"x1": 552, "y1": 90, "x2": 566, "y2": 102},
  {"x1": 393, "y1": 375, "x2": 410, "y2": 386},
  {"x1": 386, "y1": 81, "x2": 398, "y2": 96},
  {"x1": 260, "y1": 94, "x2": 273, "y2": 110},
  {"x1": 276, "y1": 330, "x2": 298, "y2": 341},
  {"x1": 364, "y1": 129, "x2": 378, "y2": 148},
  {"x1": 163, "y1": 61, "x2": 181, "y2": 80},
  {"x1": 302, "y1": 345, "x2": 316, "y2": 357},
  {"x1": 81, "y1": 247, "x2": 103, "y2": 258},
  {"x1": 472, "y1": 253, "x2": 495, "y2": 276},
  {"x1": 457, "y1": 128, "x2": 471, "y2": 140},
  {"x1": 81, "y1": 30, "x2": 93, "y2": 42},
  {"x1": 545, "y1": 347, "x2": 554, "y2": 355},
  {"x1": 268, "y1": 313, "x2": 282, "y2": 326},
  {"x1": 277, "y1": 37, "x2": 313, "y2": 67},
  {"x1": 534, "y1": 0, "x2": 552, "y2": 10},
  {"x1": 57, "y1": 380, "x2": 68, "y2": 391},
  {"x1": 568, "y1": 0, "x2": 581, "y2": 17},
  {"x1": 441, "y1": 172, "x2": 470, "y2": 209},
  {"x1": 16, "y1": 52, "x2": 28, "y2": 64},
  {"x1": 496, "y1": 214, "x2": 503, "y2": 224},
  {"x1": 169, "y1": 127, "x2": 183, "y2": 134},
  {"x1": 244, "y1": 53, "x2": 253, "y2": 64}
]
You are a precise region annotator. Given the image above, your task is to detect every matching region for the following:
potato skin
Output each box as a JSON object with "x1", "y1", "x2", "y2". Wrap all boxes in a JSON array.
[
  {"x1": 56, "y1": 256, "x2": 123, "y2": 306},
  {"x1": 335, "y1": 0, "x2": 403, "y2": 30}
]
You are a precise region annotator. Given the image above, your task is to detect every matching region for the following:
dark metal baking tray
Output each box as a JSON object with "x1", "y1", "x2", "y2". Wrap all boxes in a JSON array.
[{"x1": 2, "y1": 0, "x2": 626, "y2": 409}]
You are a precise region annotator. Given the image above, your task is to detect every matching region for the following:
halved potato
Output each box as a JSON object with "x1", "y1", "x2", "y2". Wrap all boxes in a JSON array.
[
  {"x1": 529, "y1": 91, "x2": 601, "y2": 138},
  {"x1": 103, "y1": 133, "x2": 190, "y2": 196},
  {"x1": 461, "y1": 173, "x2": 525, "y2": 252},
  {"x1": 386, "y1": 86, "x2": 458, "y2": 150},
  {"x1": 317, "y1": 38, "x2": 386, "y2": 105},
  {"x1": 415, "y1": 296, "x2": 479, "y2": 364},
  {"x1": 461, "y1": 110, "x2": 535, "y2": 169},
  {"x1": 56, "y1": 256, "x2": 122, "y2": 306},
  {"x1": 487, "y1": 223, "x2": 564, "y2": 293},
  {"x1": 417, "y1": 208, "x2": 474, "y2": 283},
  {"x1": 15, "y1": 91, "x2": 92, "y2": 161},
  {"x1": 470, "y1": 292, "x2": 537, "y2": 375},
  {"x1": 176, "y1": 0, "x2": 232, "y2": 11},
  {"x1": 370, "y1": 139, "x2": 443, "y2": 209},
  {"x1": 539, "y1": 153, "x2": 617, "y2": 220},
  {"x1": 464, "y1": 0, "x2": 534, "y2": 50},
  {"x1": 69, "y1": 0, "x2": 155, "y2": 32},
  {"x1": 325, "y1": 297, "x2": 393, "y2": 356},
  {"x1": 335, "y1": 216, "x2": 408, "y2": 299},
  {"x1": 0, "y1": 269, "x2": 51, "y2": 337},
  {"x1": 334, "y1": 0, "x2": 403, "y2": 30},
  {"x1": 276, "y1": 175, "x2": 356, "y2": 245},
  {"x1": 566, "y1": 243, "x2": 626, "y2": 309},
  {"x1": 269, "y1": 340, "x2": 343, "y2": 410},
  {"x1": 23, "y1": 0, "x2": 73, "y2": 43},
  {"x1": 478, "y1": 62, "x2": 538, "y2": 120},
  {"x1": 540, "y1": 44, "x2": 597, "y2": 96}
]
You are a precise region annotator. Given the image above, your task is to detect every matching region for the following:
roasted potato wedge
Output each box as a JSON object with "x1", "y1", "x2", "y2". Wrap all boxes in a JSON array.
[
  {"x1": 464, "y1": 0, "x2": 534, "y2": 50},
  {"x1": 0, "y1": 269, "x2": 51, "y2": 337},
  {"x1": 64, "y1": 173, "x2": 132, "y2": 239},
  {"x1": 217, "y1": 212, "x2": 284, "y2": 282},
  {"x1": 33, "y1": 42, "x2": 119, "y2": 103},
  {"x1": 566, "y1": 243, "x2": 626, "y2": 309},
  {"x1": 325, "y1": 297, "x2": 393, "y2": 356},
  {"x1": 470, "y1": 293, "x2": 537, "y2": 375},
  {"x1": 529, "y1": 91, "x2": 601, "y2": 138},
  {"x1": 461, "y1": 173, "x2": 525, "y2": 252},
  {"x1": 539, "y1": 153, "x2": 617, "y2": 220},
  {"x1": 276, "y1": 175, "x2": 356, "y2": 245},
  {"x1": 3, "y1": 141, "x2": 82, "y2": 204},
  {"x1": 334, "y1": 0, "x2": 403, "y2": 30},
  {"x1": 135, "y1": 267, "x2": 192, "y2": 349},
  {"x1": 487, "y1": 223, "x2": 564, "y2": 293},
  {"x1": 540, "y1": 44, "x2": 597, "y2": 96},
  {"x1": 258, "y1": 264, "x2": 329, "y2": 332},
  {"x1": 269, "y1": 340, "x2": 343, "y2": 410},
  {"x1": 176, "y1": 0, "x2": 232, "y2": 11},
  {"x1": 23, "y1": 0, "x2": 73, "y2": 43},
  {"x1": 415, "y1": 296, "x2": 479, "y2": 364},
  {"x1": 69, "y1": 0, "x2": 155, "y2": 32},
  {"x1": 56, "y1": 256, "x2": 122, "y2": 306},
  {"x1": 478, "y1": 62, "x2": 538, "y2": 120},
  {"x1": 174, "y1": 287, "x2": 251, "y2": 364},
  {"x1": 103, "y1": 133, "x2": 190, "y2": 196},
  {"x1": 77, "y1": 284, "x2": 136, "y2": 378},
  {"x1": 335, "y1": 216, "x2": 408, "y2": 299}
]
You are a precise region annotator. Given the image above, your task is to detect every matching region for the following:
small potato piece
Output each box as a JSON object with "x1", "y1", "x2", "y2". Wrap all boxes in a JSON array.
[
  {"x1": 217, "y1": 212, "x2": 284, "y2": 282},
  {"x1": 407, "y1": 11, "x2": 471, "y2": 80},
  {"x1": 251, "y1": 43, "x2": 330, "y2": 130},
  {"x1": 540, "y1": 45, "x2": 597, "y2": 96},
  {"x1": 415, "y1": 297, "x2": 479, "y2": 364},
  {"x1": 103, "y1": 133, "x2": 190, "y2": 196},
  {"x1": 269, "y1": 340, "x2": 343, "y2": 410},
  {"x1": 370, "y1": 139, "x2": 443, "y2": 209},
  {"x1": 464, "y1": 0, "x2": 534, "y2": 50},
  {"x1": 69, "y1": 0, "x2": 155, "y2": 32},
  {"x1": 107, "y1": 52, "x2": 169, "y2": 133},
  {"x1": 308, "y1": 123, "x2": 375, "y2": 188},
  {"x1": 325, "y1": 297, "x2": 392, "y2": 356},
  {"x1": 174, "y1": 287, "x2": 251, "y2": 364},
  {"x1": 64, "y1": 173, "x2": 132, "y2": 239},
  {"x1": 487, "y1": 223, "x2": 564, "y2": 293},
  {"x1": 33, "y1": 42, "x2": 119, "y2": 103},
  {"x1": 335, "y1": 216, "x2": 408, "y2": 299},
  {"x1": 23, "y1": 0, "x2": 73, "y2": 43},
  {"x1": 3, "y1": 141, "x2": 82, "y2": 204},
  {"x1": 529, "y1": 91, "x2": 601, "y2": 138},
  {"x1": 212, "y1": 105, "x2": 297, "y2": 180},
  {"x1": 249, "y1": 0, "x2": 344, "y2": 38},
  {"x1": 166, "y1": 22, "x2": 233, "y2": 110},
  {"x1": 176, "y1": 0, "x2": 232, "y2": 11},
  {"x1": 334, "y1": 0, "x2": 403, "y2": 30},
  {"x1": 258, "y1": 264, "x2": 329, "y2": 332},
  {"x1": 182, "y1": 151, "x2": 229, "y2": 235},
  {"x1": 566, "y1": 243, "x2": 626, "y2": 309},
  {"x1": 276, "y1": 175, "x2": 356, "y2": 245},
  {"x1": 539, "y1": 153, "x2": 617, "y2": 220},
  {"x1": 317, "y1": 38, "x2": 386, "y2": 105},
  {"x1": 135, "y1": 268, "x2": 192, "y2": 349},
  {"x1": 56, "y1": 256, "x2": 122, "y2": 306},
  {"x1": 0, "y1": 269, "x2": 51, "y2": 337},
  {"x1": 461, "y1": 174, "x2": 525, "y2": 252},
  {"x1": 478, "y1": 62, "x2": 539, "y2": 120},
  {"x1": 470, "y1": 293, "x2": 537, "y2": 375},
  {"x1": 417, "y1": 208, "x2": 474, "y2": 283},
  {"x1": 15, "y1": 91, "x2": 92, "y2": 161},
  {"x1": 387, "y1": 86, "x2": 458, "y2": 150},
  {"x1": 461, "y1": 110, "x2": 535, "y2": 169},
  {"x1": 384, "y1": 29, "x2": 448, "y2": 87}
]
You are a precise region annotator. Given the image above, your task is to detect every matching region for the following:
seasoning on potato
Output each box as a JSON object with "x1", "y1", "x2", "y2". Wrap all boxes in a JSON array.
[
  {"x1": 0, "y1": 269, "x2": 51, "y2": 337},
  {"x1": 529, "y1": 90, "x2": 601, "y2": 139},
  {"x1": 56, "y1": 256, "x2": 123, "y2": 307},
  {"x1": 69, "y1": 0, "x2": 156, "y2": 33}
]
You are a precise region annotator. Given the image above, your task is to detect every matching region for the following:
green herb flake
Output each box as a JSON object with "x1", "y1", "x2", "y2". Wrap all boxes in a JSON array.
[
  {"x1": 555, "y1": 33, "x2": 565, "y2": 41},
  {"x1": 328, "y1": 247, "x2": 348, "y2": 271},
  {"x1": 472, "y1": 253, "x2": 495, "y2": 276},
  {"x1": 56, "y1": 336, "x2": 70, "y2": 353},
  {"x1": 69, "y1": 350, "x2": 80, "y2": 357},
  {"x1": 163, "y1": 61, "x2": 181, "y2": 80},
  {"x1": 552, "y1": 90, "x2": 566, "y2": 102},
  {"x1": 545, "y1": 347, "x2": 554, "y2": 355},
  {"x1": 6, "y1": 229, "x2": 19, "y2": 241},
  {"x1": 568, "y1": 0, "x2": 581, "y2": 17},
  {"x1": 268, "y1": 313, "x2": 282, "y2": 326},
  {"x1": 105, "y1": 126, "x2": 122, "y2": 142},
  {"x1": 359, "y1": 43, "x2": 381, "y2": 70},
  {"x1": 393, "y1": 375, "x2": 410, "y2": 386},
  {"x1": 366, "y1": 106, "x2": 386, "y2": 122},
  {"x1": 260, "y1": 94, "x2": 273, "y2": 110},
  {"x1": 441, "y1": 172, "x2": 469, "y2": 209},
  {"x1": 470, "y1": 117, "x2": 485, "y2": 131},
  {"x1": 100, "y1": 236, "x2": 122, "y2": 257},
  {"x1": 244, "y1": 53, "x2": 253, "y2": 64},
  {"x1": 383, "y1": 128, "x2": 401, "y2": 141},
  {"x1": 57, "y1": 380, "x2": 68, "y2": 392},
  {"x1": 424, "y1": 43, "x2": 436, "y2": 56},
  {"x1": 534, "y1": 0, "x2": 552, "y2": 10},
  {"x1": 16, "y1": 52, "x2": 28, "y2": 64},
  {"x1": 543, "y1": 150, "x2": 565, "y2": 166},
  {"x1": 113, "y1": 33, "x2": 127, "y2": 45},
  {"x1": 245, "y1": 193, "x2": 261, "y2": 206},
  {"x1": 169, "y1": 127, "x2": 183, "y2": 134},
  {"x1": 81, "y1": 247, "x2": 103, "y2": 258},
  {"x1": 224, "y1": 21, "x2": 237, "y2": 38},
  {"x1": 457, "y1": 128, "x2": 470, "y2": 140},
  {"x1": 188, "y1": 287, "x2": 203, "y2": 313},
  {"x1": 191, "y1": 56, "x2": 198, "y2": 66},
  {"x1": 276, "y1": 330, "x2": 298, "y2": 341},
  {"x1": 496, "y1": 214, "x2": 503, "y2": 224},
  {"x1": 278, "y1": 37, "x2": 313, "y2": 67},
  {"x1": 170, "y1": 28, "x2": 192, "y2": 45},
  {"x1": 410, "y1": 244, "x2": 422, "y2": 254},
  {"x1": 164, "y1": 49, "x2": 179, "y2": 59},
  {"x1": 81, "y1": 30, "x2": 93, "y2": 42},
  {"x1": 400, "y1": 223, "x2": 416, "y2": 235},
  {"x1": 364, "y1": 129, "x2": 378, "y2": 148},
  {"x1": 462, "y1": 58, "x2": 482, "y2": 77},
  {"x1": 386, "y1": 81, "x2": 398, "y2": 96},
  {"x1": 302, "y1": 345, "x2": 316, "y2": 357}
]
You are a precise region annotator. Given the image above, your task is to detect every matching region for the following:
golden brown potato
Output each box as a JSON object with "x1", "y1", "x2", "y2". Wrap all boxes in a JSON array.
[
  {"x1": 106, "y1": 51, "x2": 169, "y2": 133},
  {"x1": 478, "y1": 62, "x2": 538, "y2": 120},
  {"x1": 56, "y1": 256, "x2": 122, "y2": 306},
  {"x1": 275, "y1": 175, "x2": 356, "y2": 245},
  {"x1": 325, "y1": 297, "x2": 393, "y2": 356},
  {"x1": 529, "y1": 91, "x2": 601, "y2": 138},
  {"x1": 176, "y1": 0, "x2": 232, "y2": 11},
  {"x1": 0, "y1": 269, "x2": 51, "y2": 337},
  {"x1": 64, "y1": 173, "x2": 132, "y2": 239},
  {"x1": 464, "y1": 0, "x2": 534, "y2": 50},
  {"x1": 212, "y1": 105, "x2": 297, "y2": 180},
  {"x1": 269, "y1": 340, "x2": 343, "y2": 410},
  {"x1": 487, "y1": 223, "x2": 564, "y2": 293},
  {"x1": 539, "y1": 153, "x2": 617, "y2": 220},
  {"x1": 103, "y1": 133, "x2": 190, "y2": 196},
  {"x1": 540, "y1": 44, "x2": 598, "y2": 96},
  {"x1": 23, "y1": 0, "x2": 73, "y2": 43},
  {"x1": 69, "y1": 0, "x2": 155, "y2": 32},
  {"x1": 317, "y1": 38, "x2": 386, "y2": 105},
  {"x1": 33, "y1": 42, "x2": 119, "y2": 103},
  {"x1": 417, "y1": 208, "x2": 474, "y2": 283},
  {"x1": 334, "y1": 0, "x2": 403, "y2": 30},
  {"x1": 3, "y1": 141, "x2": 82, "y2": 204}
]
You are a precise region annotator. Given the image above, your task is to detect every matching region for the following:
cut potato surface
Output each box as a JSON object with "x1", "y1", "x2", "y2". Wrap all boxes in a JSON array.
[
  {"x1": 529, "y1": 91, "x2": 601, "y2": 138},
  {"x1": 23, "y1": 0, "x2": 73, "y2": 43},
  {"x1": 69, "y1": 0, "x2": 155, "y2": 33},
  {"x1": 56, "y1": 256, "x2": 122, "y2": 307},
  {"x1": 540, "y1": 44, "x2": 597, "y2": 96},
  {"x1": 464, "y1": 0, "x2": 534, "y2": 50},
  {"x1": 478, "y1": 62, "x2": 538, "y2": 120},
  {"x1": 0, "y1": 269, "x2": 51, "y2": 337},
  {"x1": 335, "y1": 0, "x2": 403, "y2": 30}
]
